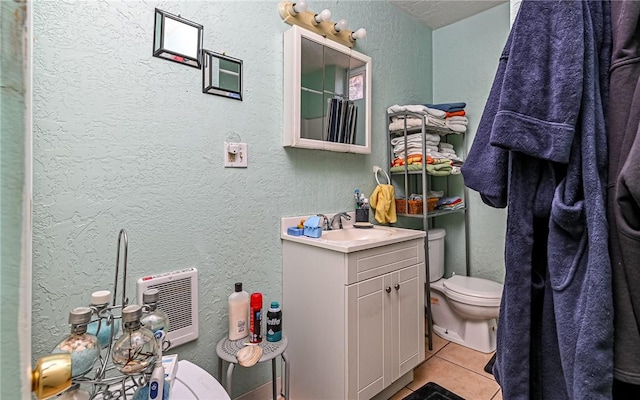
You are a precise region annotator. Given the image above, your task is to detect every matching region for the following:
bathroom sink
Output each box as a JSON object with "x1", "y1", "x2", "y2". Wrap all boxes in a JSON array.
[
  {"x1": 281, "y1": 213, "x2": 426, "y2": 253},
  {"x1": 321, "y1": 228, "x2": 392, "y2": 242}
]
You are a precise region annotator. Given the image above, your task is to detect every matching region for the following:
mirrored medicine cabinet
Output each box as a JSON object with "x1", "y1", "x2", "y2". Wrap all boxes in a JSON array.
[{"x1": 283, "y1": 25, "x2": 371, "y2": 153}]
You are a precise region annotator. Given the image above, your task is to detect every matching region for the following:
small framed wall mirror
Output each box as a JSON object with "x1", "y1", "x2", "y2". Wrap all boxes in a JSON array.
[
  {"x1": 202, "y1": 50, "x2": 243, "y2": 101},
  {"x1": 153, "y1": 8, "x2": 203, "y2": 69}
]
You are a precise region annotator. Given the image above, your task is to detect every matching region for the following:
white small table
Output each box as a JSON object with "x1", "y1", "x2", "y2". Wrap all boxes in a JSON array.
[{"x1": 215, "y1": 336, "x2": 290, "y2": 400}]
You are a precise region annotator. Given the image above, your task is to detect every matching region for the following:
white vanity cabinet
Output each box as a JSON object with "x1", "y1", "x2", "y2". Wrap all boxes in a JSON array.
[{"x1": 282, "y1": 237, "x2": 425, "y2": 400}]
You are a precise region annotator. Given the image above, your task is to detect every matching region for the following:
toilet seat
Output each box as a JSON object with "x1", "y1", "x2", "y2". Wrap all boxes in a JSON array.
[{"x1": 443, "y1": 275, "x2": 502, "y2": 307}]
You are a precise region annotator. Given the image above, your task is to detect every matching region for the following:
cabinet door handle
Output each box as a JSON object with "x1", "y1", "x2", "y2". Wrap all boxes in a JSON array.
[
  {"x1": 386, "y1": 287, "x2": 391, "y2": 293},
  {"x1": 394, "y1": 284, "x2": 400, "y2": 291}
]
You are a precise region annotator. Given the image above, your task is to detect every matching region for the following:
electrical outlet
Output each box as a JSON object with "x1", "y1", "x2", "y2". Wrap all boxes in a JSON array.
[{"x1": 224, "y1": 142, "x2": 248, "y2": 168}]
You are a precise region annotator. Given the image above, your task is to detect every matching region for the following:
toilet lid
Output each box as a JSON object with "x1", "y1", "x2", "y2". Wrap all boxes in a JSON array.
[{"x1": 443, "y1": 275, "x2": 503, "y2": 299}]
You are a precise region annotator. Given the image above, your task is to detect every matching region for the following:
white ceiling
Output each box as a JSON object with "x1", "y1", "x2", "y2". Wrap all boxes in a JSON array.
[{"x1": 388, "y1": 0, "x2": 507, "y2": 30}]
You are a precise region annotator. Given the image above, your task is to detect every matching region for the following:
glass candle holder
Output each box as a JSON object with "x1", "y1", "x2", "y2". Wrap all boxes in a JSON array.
[
  {"x1": 111, "y1": 305, "x2": 157, "y2": 374},
  {"x1": 86, "y1": 290, "x2": 120, "y2": 348},
  {"x1": 52, "y1": 307, "x2": 100, "y2": 378},
  {"x1": 140, "y1": 288, "x2": 170, "y2": 339}
]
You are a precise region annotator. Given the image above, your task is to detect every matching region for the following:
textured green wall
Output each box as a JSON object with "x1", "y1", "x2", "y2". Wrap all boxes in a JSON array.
[
  {"x1": 31, "y1": 0, "x2": 432, "y2": 396},
  {"x1": 1, "y1": 1, "x2": 27, "y2": 399},
  {"x1": 432, "y1": 3, "x2": 510, "y2": 282}
]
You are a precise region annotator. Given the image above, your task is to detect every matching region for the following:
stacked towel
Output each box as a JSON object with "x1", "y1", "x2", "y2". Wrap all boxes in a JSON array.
[
  {"x1": 387, "y1": 104, "x2": 448, "y2": 131},
  {"x1": 391, "y1": 133, "x2": 441, "y2": 160},
  {"x1": 426, "y1": 159, "x2": 453, "y2": 176},
  {"x1": 438, "y1": 142, "x2": 463, "y2": 163},
  {"x1": 445, "y1": 116, "x2": 469, "y2": 133},
  {"x1": 423, "y1": 103, "x2": 469, "y2": 133},
  {"x1": 389, "y1": 103, "x2": 468, "y2": 134},
  {"x1": 436, "y1": 196, "x2": 465, "y2": 210}
]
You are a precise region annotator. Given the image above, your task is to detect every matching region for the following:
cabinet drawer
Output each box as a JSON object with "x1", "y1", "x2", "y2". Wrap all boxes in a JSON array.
[{"x1": 346, "y1": 239, "x2": 424, "y2": 284}]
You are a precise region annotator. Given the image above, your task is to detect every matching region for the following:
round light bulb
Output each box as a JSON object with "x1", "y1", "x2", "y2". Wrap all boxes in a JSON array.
[
  {"x1": 314, "y1": 9, "x2": 332, "y2": 24},
  {"x1": 292, "y1": 0, "x2": 308, "y2": 14},
  {"x1": 334, "y1": 19, "x2": 348, "y2": 33},
  {"x1": 351, "y1": 28, "x2": 367, "y2": 41}
]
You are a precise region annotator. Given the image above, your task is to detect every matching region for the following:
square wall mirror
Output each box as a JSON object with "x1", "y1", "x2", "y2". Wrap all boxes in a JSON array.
[
  {"x1": 153, "y1": 8, "x2": 203, "y2": 69},
  {"x1": 202, "y1": 50, "x2": 243, "y2": 101}
]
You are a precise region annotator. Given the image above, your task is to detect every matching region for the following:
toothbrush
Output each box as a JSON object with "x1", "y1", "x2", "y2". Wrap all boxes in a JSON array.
[
  {"x1": 148, "y1": 331, "x2": 165, "y2": 400},
  {"x1": 355, "y1": 189, "x2": 360, "y2": 209}
]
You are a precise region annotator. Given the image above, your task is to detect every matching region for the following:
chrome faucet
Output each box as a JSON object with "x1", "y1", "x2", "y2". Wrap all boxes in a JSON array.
[
  {"x1": 330, "y1": 212, "x2": 351, "y2": 230},
  {"x1": 316, "y1": 214, "x2": 331, "y2": 231}
]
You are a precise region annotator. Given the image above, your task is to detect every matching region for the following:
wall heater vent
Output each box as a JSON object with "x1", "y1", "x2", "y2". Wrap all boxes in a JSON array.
[{"x1": 136, "y1": 268, "x2": 198, "y2": 348}]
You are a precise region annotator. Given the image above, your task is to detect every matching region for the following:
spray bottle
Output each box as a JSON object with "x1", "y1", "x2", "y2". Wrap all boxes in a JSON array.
[{"x1": 249, "y1": 292, "x2": 263, "y2": 343}]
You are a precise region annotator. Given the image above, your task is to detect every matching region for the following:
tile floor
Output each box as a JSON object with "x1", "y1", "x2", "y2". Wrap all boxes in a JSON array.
[{"x1": 389, "y1": 332, "x2": 502, "y2": 400}]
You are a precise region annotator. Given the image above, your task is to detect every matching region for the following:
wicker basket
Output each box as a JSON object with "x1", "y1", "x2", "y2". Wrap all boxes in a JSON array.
[
  {"x1": 427, "y1": 198, "x2": 439, "y2": 212},
  {"x1": 396, "y1": 198, "x2": 425, "y2": 214},
  {"x1": 395, "y1": 199, "x2": 407, "y2": 214},
  {"x1": 408, "y1": 200, "x2": 423, "y2": 214}
]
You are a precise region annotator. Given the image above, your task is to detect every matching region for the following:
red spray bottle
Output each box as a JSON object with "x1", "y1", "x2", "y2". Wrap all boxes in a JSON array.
[{"x1": 249, "y1": 292, "x2": 263, "y2": 343}]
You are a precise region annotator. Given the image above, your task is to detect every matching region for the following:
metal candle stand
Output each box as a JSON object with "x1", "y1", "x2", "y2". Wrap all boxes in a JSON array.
[{"x1": 63, "y1": 229, "x2": 169, "y2": 400}]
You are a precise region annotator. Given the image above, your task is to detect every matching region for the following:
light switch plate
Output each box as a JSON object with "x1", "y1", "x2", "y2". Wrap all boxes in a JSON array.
[{"x1": 224, "y1": 142, "x2": 248, "y2": 168}]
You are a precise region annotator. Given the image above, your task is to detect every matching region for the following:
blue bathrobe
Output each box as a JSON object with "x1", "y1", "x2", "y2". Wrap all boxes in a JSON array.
[
  {"x1": 462, "y1": 1, "x2": 613, "y2": 398},
  {"x1": 607, "y1": 0, "x2": 640, "y2": 388}
]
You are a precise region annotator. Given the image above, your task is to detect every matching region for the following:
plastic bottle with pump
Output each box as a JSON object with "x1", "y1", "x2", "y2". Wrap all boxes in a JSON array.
[
  {"x1": 249, "y1": 292, "x2": 263, "y2": 343},
  {"x1": 228, "y1": 283, "x2": 250, "y2": 340}
]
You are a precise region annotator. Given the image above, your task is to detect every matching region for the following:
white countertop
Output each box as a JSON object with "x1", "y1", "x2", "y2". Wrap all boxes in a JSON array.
[{"x1": 281, "y1": 213, "x2": 426, "y2": 253}]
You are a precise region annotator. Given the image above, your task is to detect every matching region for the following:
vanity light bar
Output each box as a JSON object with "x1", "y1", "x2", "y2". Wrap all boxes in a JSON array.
[{"x1": 277, "y1": 1, "x2": 366, "y2": 48}]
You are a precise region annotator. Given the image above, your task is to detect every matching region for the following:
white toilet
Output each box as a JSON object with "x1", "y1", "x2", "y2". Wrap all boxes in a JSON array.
[{"x1": 427, "y1": 228, "x2": 503, "y2": 353}]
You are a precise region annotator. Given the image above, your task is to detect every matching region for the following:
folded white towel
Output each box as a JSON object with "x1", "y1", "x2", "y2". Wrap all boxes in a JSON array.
[
  {"x1": 426, "y1": 145, "x2": 439, "y2": 152},
  {"x1": 425, "y1": 149, "x2": 444, "y2": 157},
  {"x1": 390, "y1": 132, "x2": 440, "y2": 146},
  {"x1": 404, "y1": 105, "x2": 446, "y2": 118},
  {"x1": 394, "y1": 143, "x2": 436, "y2": 156},
  {"x1": 387, "y1": 104, "x2": 447, "y2": 119},
  {"x1": 445, "y1": 120, "x2": 467, "y2": 133},
  {"x1": 415, "y1": 132, "x2": 440, "y2": 142},
  {"x1": 387, "y1": 104, "x2": 406, "y2": 113},
  {"x1": 446, "y1": 116, "x2": 468, "y2": 124},
  {"x1": 425, "y1": 118, "x2": 447, "y2": 128},
  {"x1": 439, "y1": 142, "x2": 454, "y2": 149},
  {"x1": 424, "y1": 107, "x2": 446, "y2": 119},
  {"x1": 389, "y1": 117, "x2": 424, "y2": 131},
  {"x1": 394, "y1": 143, "x2": 439, "y2": 156},
  {"x1": 394, "y1": 143, "x2": 424, "y2": 152}
]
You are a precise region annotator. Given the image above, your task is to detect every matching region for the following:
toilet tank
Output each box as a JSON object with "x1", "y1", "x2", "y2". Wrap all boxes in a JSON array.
[{"x1": 428, "y1": 229, "x2": 446, "y2": 282}]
